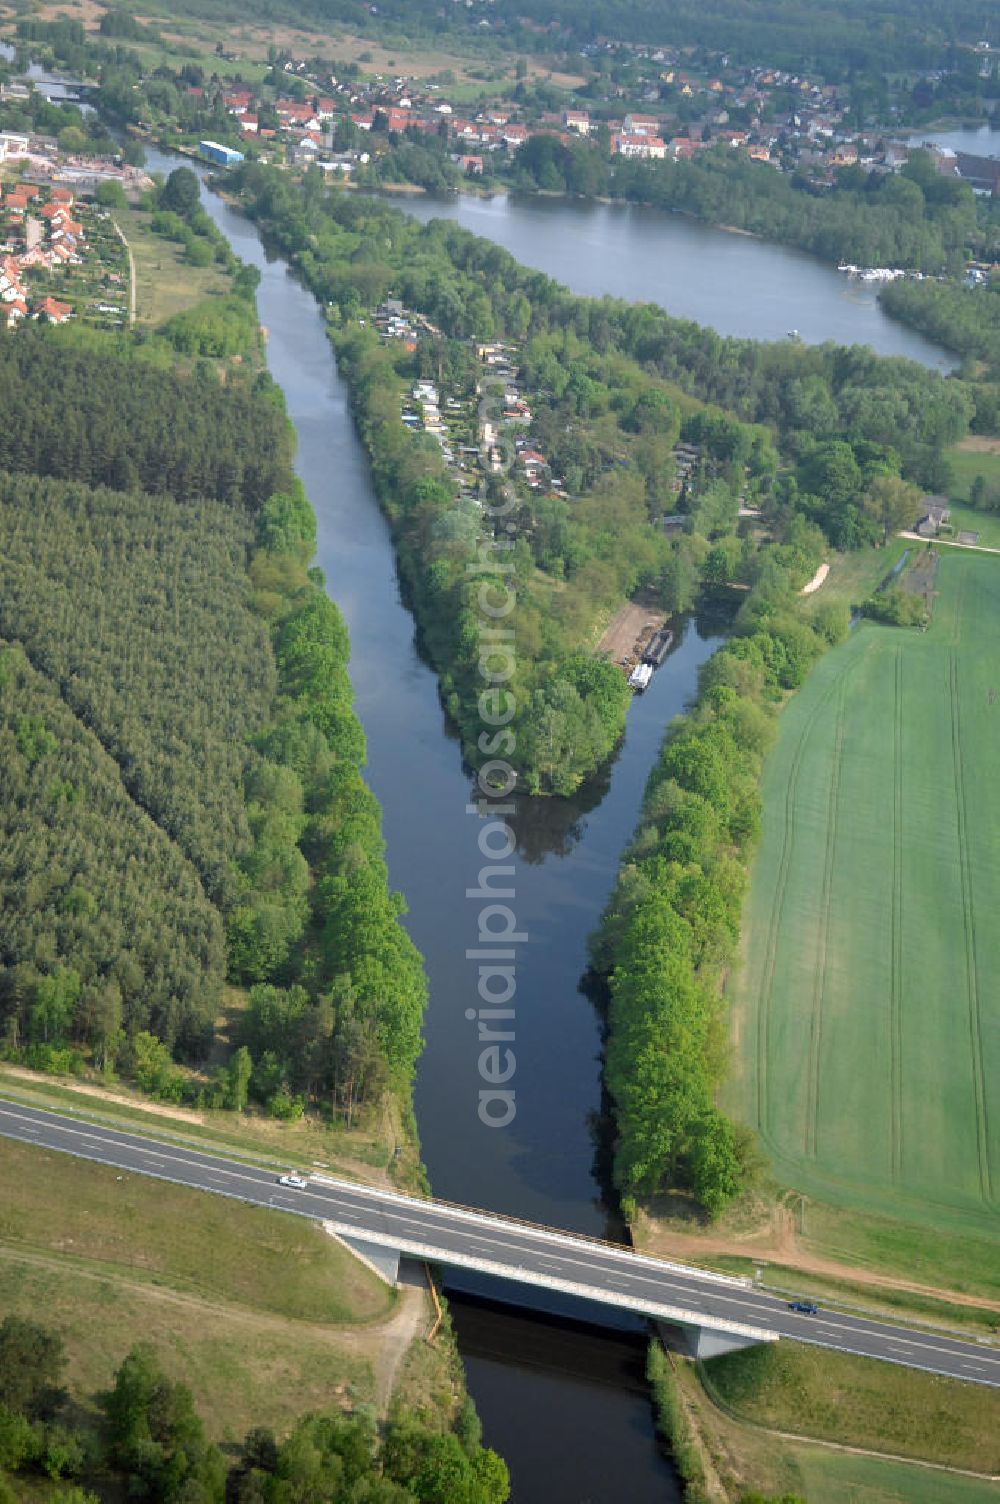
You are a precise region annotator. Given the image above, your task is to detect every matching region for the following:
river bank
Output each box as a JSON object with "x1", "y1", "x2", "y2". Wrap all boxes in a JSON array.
[
  {"x1": 141, "y1": 145, "x2": 971, "y2": 1502},
  {"x1": 148, "y1": 144, "x2": 690, "y2": 1503}
]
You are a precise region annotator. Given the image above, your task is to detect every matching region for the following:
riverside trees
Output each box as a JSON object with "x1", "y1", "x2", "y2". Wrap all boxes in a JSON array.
[
  {"x1": 232, "y1": 165, "x2": 971, "y2": 797},
  {"x1": 511, "y1": 145, "x2": 992, "y2": 275},
  {"x1": 0, "y1": 1321, "x2": 510, "y2": 1504},
  {"x1": 0, "y1": 324, "x2": 426, "y2": 1119},
  {"x1": 592, "y1": 521, "x2": 837, "y2": 1216}
]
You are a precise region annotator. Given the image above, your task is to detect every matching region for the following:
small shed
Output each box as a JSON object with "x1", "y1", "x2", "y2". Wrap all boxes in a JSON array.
[{"x1": 916, "y1": 498, "x2": 951, "y2": 537}]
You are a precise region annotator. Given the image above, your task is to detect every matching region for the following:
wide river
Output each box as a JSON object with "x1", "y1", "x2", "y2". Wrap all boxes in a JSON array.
[{"x1": 147, "y1": 148, "x2": 950, "y2": 1502}]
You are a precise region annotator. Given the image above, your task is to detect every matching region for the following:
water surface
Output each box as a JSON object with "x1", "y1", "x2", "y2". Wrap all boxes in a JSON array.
[
  {"x1": 398, "y1": 190, "x2": 951, "y2": 365},
  {"x1": 146, "y1": 146, "x2": 687, "y2": 1502}
]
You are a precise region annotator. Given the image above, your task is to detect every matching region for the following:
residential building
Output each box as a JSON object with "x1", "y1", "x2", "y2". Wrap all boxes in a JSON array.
[{"x1": 614, "y1": 132, "x2": 667, "y2": 160}]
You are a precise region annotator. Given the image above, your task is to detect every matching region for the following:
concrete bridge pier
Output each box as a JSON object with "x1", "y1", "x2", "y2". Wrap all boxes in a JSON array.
[
  {"x1": 329, "y1": 1227, "x2": 401, "y2": 1286},
  {"x1": 655, "y1": 1319, "x2": 773, "y2": 1362}
]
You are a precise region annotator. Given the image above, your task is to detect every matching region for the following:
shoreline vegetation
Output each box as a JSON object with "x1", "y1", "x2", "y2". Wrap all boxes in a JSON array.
[
  {"x1": 0, "y1": 312, "x2": 429, "y2": 1153},
  {"x1": 222, "y1": 164, "x2": 989, "y2": 1222},
  {"x1": 354, "y1": 135, "x2": 994, "y2": 276},
  {"x1": 151, "y1": 134, "x2": 999, "y2": 373},
  {"x1": 588, "y1": 529, "x2": 841, "y2": 1215},
  {"x1": 0, "y1": 167, "x2": 510, "y2": 1504},
  {"x1": 0, "y1": 170, "x2": 429, "y2": 1149},
  {"x1": 227, "y1": 164, "x2": 973, "y2": 801}
]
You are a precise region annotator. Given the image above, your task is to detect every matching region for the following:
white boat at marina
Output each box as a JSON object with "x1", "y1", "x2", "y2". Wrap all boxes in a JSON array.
[{"x1": 628, "y1": 662, "x2": 653, "y2": 692}]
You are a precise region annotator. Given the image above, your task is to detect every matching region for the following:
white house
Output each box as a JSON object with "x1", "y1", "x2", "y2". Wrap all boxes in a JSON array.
[{"x1": 614, "y1": 132, "x2": 667, "y2": 160}]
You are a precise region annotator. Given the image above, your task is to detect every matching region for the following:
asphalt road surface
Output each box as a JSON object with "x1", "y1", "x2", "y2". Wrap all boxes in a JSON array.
[{"x1": 0, "y1": 1098, "x2": 997, "y2": 1388}]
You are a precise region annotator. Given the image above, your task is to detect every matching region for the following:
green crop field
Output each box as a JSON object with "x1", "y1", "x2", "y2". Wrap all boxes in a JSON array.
[{"x1": 730, "y1": 552, "x2": 1000, "y2": 1243}]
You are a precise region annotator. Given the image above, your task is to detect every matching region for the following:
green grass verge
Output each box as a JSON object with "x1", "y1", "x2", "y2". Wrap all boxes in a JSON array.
[
  {"x1": 804, "y1": 538, "x2": 911, "y2": 614},
  {"x1": 0, "y1": 1135, "x2": 411, "y2": 1443},
  {"x1": 672, "y1": 1353, "x2": 1000, "y2": 1503},
  {"x1": 729, "y1": 551, "x2": 1000, "y2": 1254},
  {"x1": 0, "y1": 1247, "x2": 376, "y2": 1445},
  {"x1": 0, "y1": 1067, "x2": 391, "y2": 1175},
  {"x1": 789, "y1": 1448, "x2": 1000, "y2": 1503},
  {"x1": 0, "y1": 1137, "x2": 394, "y2": 1325},
  {"x1": 113, "y1": 204, "x2": 231, "y2": 325},
  {"x1": 688, "y1": 1253, "x2": 999, "y2": 1335},
  {"x1": 647, "y1": 1343, "x2": 709, "y2": 1503},
  {"x1": 794, "y1": 1199, "x2": 1000, "y2": 1306},
  {"x1": 700, "y1": 1340, "x2": 1000, "y2": 1473}
]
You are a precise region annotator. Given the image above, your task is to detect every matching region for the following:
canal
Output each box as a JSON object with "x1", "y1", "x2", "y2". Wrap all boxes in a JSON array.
[{"x1": 144, "y1": 148, "x2": 950, "y2": 1501}]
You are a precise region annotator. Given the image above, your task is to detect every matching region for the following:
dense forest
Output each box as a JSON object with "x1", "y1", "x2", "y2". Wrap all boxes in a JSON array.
[
  {"x1": 881, "y1": 276, "x2": 1000, "y2": 382},
  {"x1": 0, "y1": 1316, "x2": 509, "y2": 1504},
  {"x1": 231, "y1": 167, "x2": 973, "y2": 797},
  {"x1": 0, "y1": 473, "x2": 273, "y2": 913},
  {"x1": 0, "y1": 636, "x2": 224, "y2": 1058},
  {"x1": 0, "y1": 324, "x2": 426, "y2": 1124},
  {"x1": 0, "y1": 331, "x2": 290, "y2": 507}
]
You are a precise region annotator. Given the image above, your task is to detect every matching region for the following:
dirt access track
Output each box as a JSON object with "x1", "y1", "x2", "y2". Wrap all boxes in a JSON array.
[
  {"x1": 637, "y1": 1202, "x2": 1000, "y2": 1317},
  {"x1": 597, "y1": 600, "x2": 666, "y2": 669}
]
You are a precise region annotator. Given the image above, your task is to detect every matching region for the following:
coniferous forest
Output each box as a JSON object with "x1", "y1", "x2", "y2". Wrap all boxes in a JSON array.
[{"x1": 0, "y1": 326, "x2": 427, "y2": 1116}]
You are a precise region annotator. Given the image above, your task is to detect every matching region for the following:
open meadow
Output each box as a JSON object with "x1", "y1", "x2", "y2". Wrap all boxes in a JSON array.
[
  {"x1": 0, "y1": 1135, "x2": 406, "y2": 1439},
  {"x1": 674, "y1": 1347, "x2": 1000, "y2": 1503},
  {"x1": 114, "y1": 204, "x2": 231, "y2": 326},
  {"x1": 729, "y1": 551, "x2": 1000, "y2": 1258}
]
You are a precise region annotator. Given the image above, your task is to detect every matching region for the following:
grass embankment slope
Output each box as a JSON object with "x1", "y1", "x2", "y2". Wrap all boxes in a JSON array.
[
  {"x1": 0, "y1": 1135, "x2": 409, "y2": 1443},
  {"x1": 0, "y1": 1061, "x2": 394, "y2": 1179},
  {"x1": 670, "y1": 1343, "x2": 1000, "y2": 1503},
  {"x1": 729, "y1": 549, "x2": 1000, "y2": 1291},
  {"x1": 703, "y1": 1341, "x2": 1000, "y2": 1473}
]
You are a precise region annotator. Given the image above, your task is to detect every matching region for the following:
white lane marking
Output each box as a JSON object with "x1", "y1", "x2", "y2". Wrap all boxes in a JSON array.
[
  {"x1": 0, "y1": 1100, "x2": 983, "y2": 1367},
  {"x1": 0, "y1": 1108, "x2": 769, "y2": 1317},
  {"x1": 2, "y1": 1104, "x2": 999, "y2": 1376}
]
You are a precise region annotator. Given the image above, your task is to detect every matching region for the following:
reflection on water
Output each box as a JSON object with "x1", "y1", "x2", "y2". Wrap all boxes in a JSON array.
[
  {"x1": 449, "y1": 1295, "x2": 681, "y2": 1504},
  {"x1": 500, "y1": 595, "x2": 737, "y2": 869},
  {"x1": 395, "y1": 189, "x2": 952, "y2": 366},
  {"x1": 915, "y1": 123, "x2": 1000, "y2": 156},
  {"x1": 141, "y1": 145, "x2": 685, "y2": 1500}
]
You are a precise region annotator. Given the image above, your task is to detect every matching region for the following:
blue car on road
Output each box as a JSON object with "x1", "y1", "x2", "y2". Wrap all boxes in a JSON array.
[{"x1": 788, "y1": 1299, "x2": 819, "y2": 1315}]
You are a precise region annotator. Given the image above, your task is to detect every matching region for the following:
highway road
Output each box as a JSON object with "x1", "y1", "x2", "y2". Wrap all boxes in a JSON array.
[{"x1": 1, "y1": 1097, "x2": 998, "y2": 1388}]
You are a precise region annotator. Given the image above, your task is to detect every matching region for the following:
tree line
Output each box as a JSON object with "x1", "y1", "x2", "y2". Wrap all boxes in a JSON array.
[
  {"x1": 0, "y1": 327, "x2": 427, "y2": 1126},
  {"x1": 881, "y1": 276, "x2": 1000, "y2": 379},
  {"x1": 110, "y1": 0, "x2": 1000, "y2": 79},
  {"x1": 225, "y1": 486, "x2": 428, "y2": 1116},
  {"x1": 512, "y1": 141, "x2": 993, "y2": 275},
  {"x1": 229, "y1": 166, "x2": 971, "y2": 794},
  {"x1": 0, "y1": 1316, "x2": 509, "y2": 1504},
  {"x1": 589, "y1": 520, "x2": 848, "y2": 1216}
]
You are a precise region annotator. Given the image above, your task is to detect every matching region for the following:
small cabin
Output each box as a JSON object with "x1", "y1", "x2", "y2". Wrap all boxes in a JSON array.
[{"x1": 916, "y1": 498, "x2": 951, "y2": 538}]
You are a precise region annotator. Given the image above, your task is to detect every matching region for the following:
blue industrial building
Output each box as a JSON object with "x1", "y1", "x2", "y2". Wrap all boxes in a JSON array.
[{"x1": 198, "y1": 140, "x2": 244, "y2": 167}]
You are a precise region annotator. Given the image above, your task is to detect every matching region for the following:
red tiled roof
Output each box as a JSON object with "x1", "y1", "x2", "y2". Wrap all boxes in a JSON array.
[{"x1": 38, "y1": 296, "x2": 72, "y2": 322}]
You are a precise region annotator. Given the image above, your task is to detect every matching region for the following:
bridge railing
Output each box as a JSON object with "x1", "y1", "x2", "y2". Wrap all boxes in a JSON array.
[{"x1": 310, "y1": 1174, "x2": 750, "y2": 1288}]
